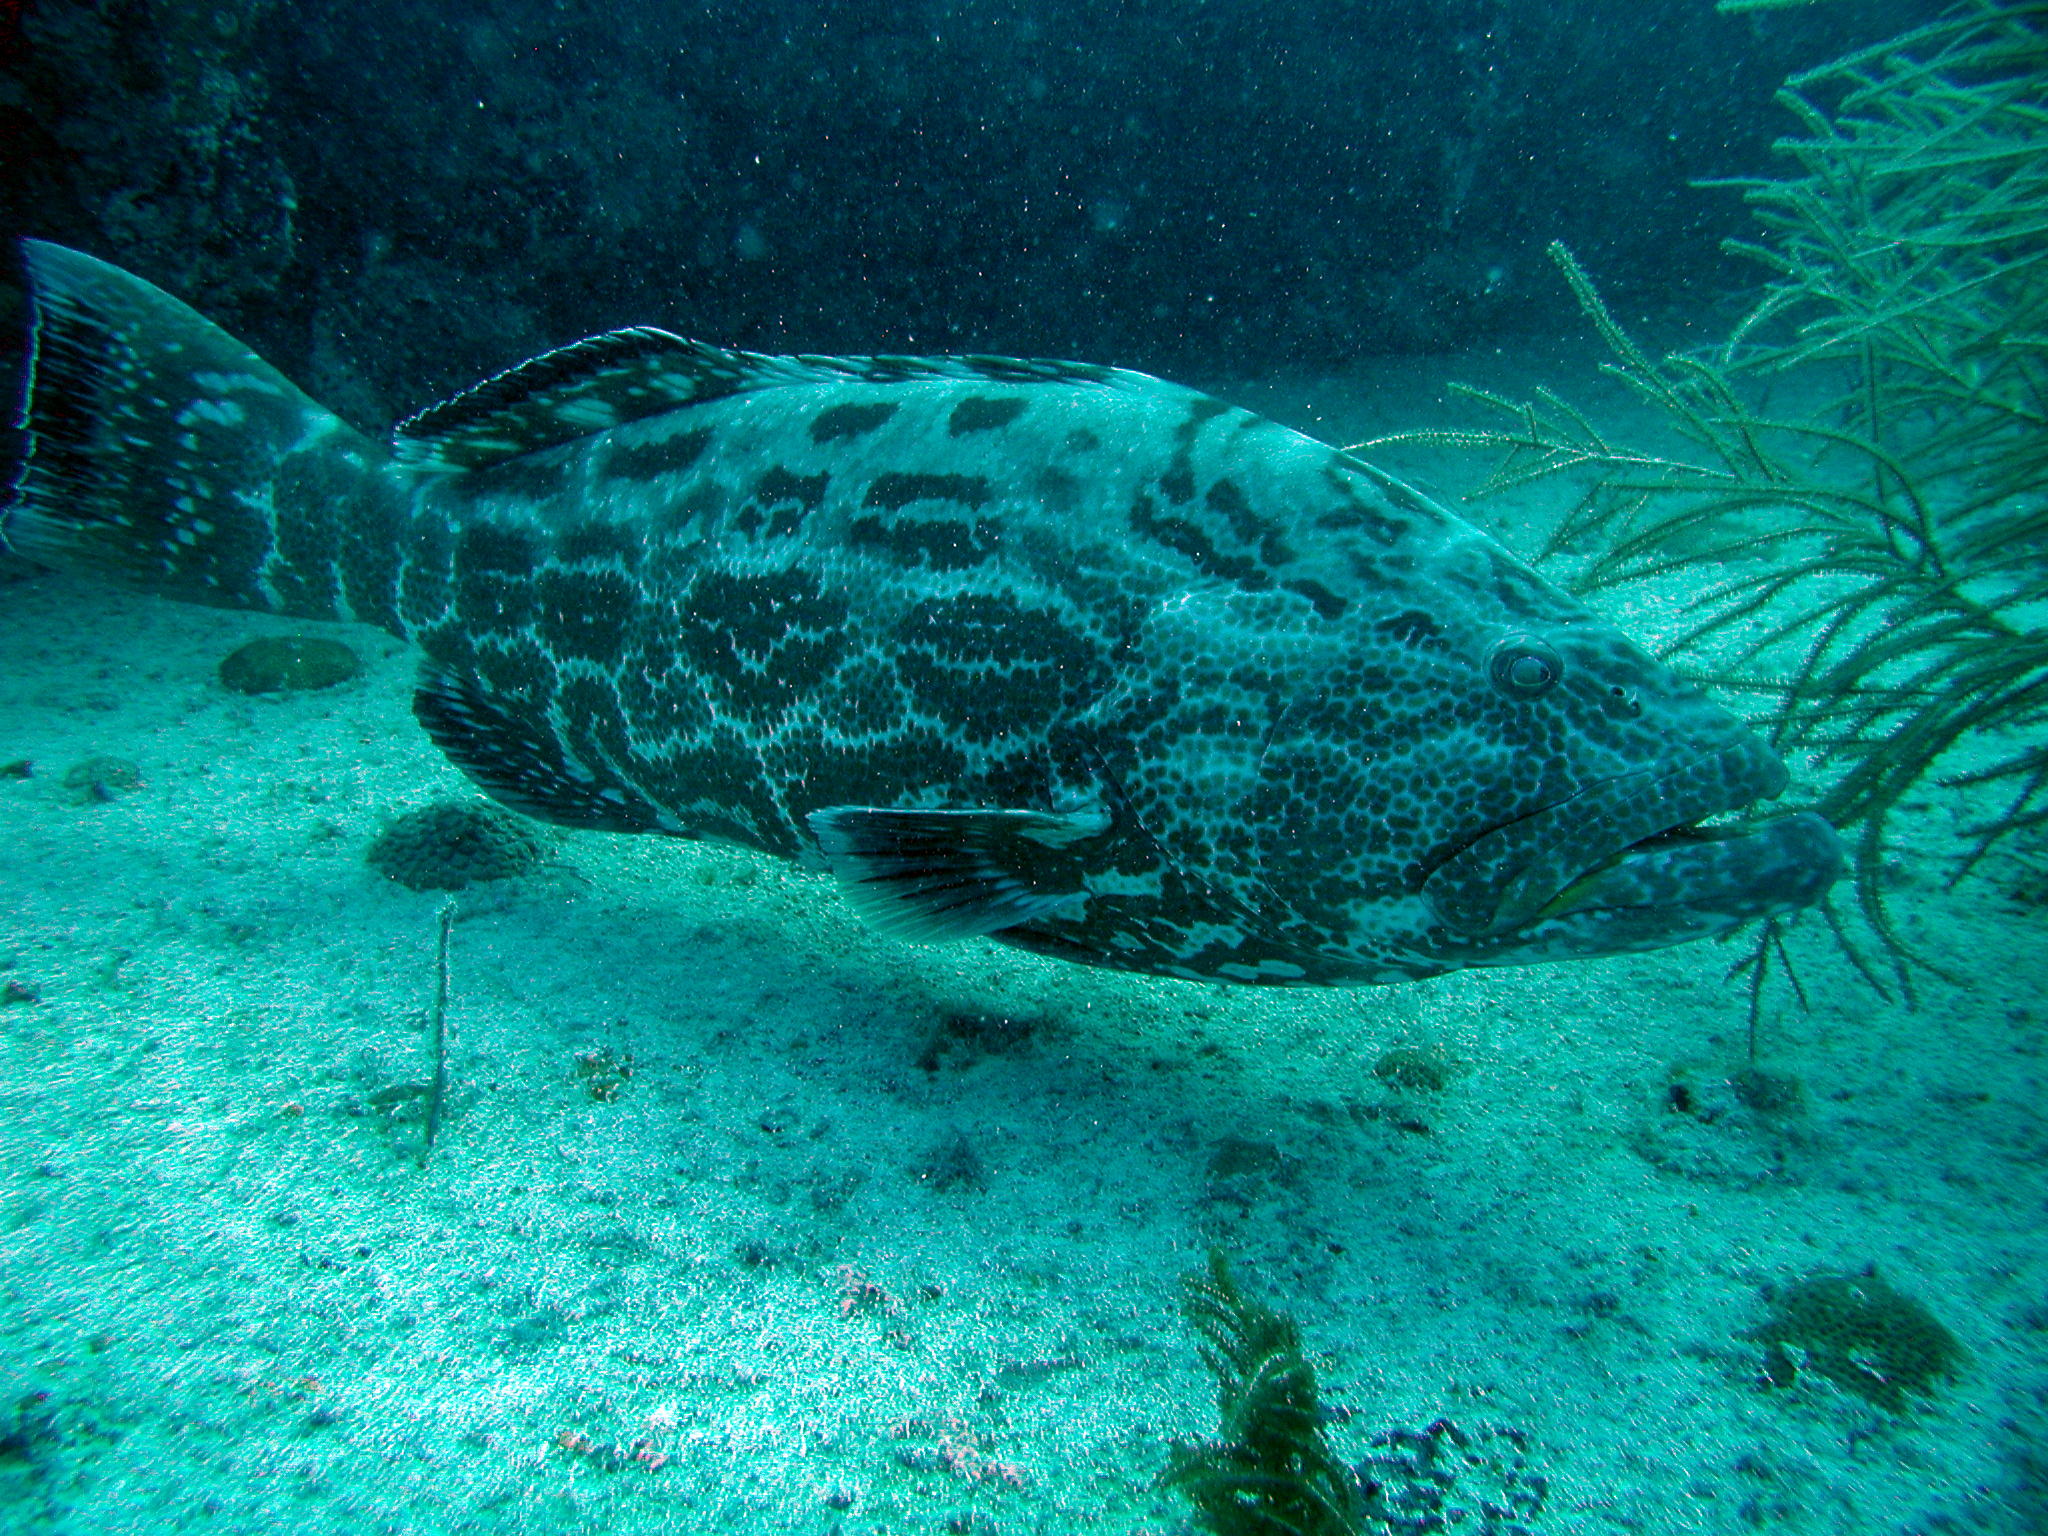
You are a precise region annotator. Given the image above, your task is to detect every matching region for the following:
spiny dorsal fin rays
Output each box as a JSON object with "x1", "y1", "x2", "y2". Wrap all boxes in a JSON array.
[{"x1": 394, "y1": 328, "x2": 1121, "y2": 474}]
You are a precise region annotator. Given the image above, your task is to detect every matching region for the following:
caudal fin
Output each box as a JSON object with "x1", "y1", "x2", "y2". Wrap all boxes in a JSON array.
[{"x1": 4, "y1": 240, "x2": 409, "y2": 627}]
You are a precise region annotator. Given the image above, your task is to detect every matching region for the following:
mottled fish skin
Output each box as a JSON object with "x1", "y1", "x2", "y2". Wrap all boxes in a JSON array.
[{"x1": 4, "y1": 241, "x2": 1841, "y2": 983}]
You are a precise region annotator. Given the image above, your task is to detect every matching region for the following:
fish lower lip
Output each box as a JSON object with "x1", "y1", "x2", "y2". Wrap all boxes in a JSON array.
[
  {"x1": 1422, "y1": 742, "x2": 1792, "y2": 936},
  {"x1": 1535, "y1": 809, "x2": 1843, "y2": 926}
]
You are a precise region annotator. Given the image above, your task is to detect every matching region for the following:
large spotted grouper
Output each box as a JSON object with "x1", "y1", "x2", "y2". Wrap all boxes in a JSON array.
[{"x1": 4, "y1": 241, "x2": 1840, "y2": 983}]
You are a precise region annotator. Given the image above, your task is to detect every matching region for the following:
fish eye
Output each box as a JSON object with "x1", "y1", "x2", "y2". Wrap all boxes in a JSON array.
[{"x1": 1488, "y1": 634, "x2": 1563, "y2": 700}]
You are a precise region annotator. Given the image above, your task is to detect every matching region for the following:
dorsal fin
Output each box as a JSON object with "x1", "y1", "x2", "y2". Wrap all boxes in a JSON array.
[
  {"x1": 394, "y1": 328, "x2": 756, "y2": 471},
  {"x1": 393, "y1": 328, "x2": 1122, "y2": 473}
]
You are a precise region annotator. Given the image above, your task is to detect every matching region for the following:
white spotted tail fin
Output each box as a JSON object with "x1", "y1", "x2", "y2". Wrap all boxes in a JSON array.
[{"x1": 4, "y1": 240, "x2": 398, "y2": 623}]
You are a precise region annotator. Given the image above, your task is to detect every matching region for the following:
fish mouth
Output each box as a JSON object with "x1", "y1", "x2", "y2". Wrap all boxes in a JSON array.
[{"x1": 1421, "y1": 742, "x2": 1841, "y2": 938}]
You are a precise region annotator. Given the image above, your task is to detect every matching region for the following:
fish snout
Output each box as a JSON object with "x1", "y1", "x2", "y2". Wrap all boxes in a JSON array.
[{"x1": 1422, "y1": 735, "x2": 1815, "y2": 939}]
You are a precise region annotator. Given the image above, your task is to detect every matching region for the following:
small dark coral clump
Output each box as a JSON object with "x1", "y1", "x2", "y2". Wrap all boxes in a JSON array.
[
  {"x1": 219, "y1": 636, "x2": 362, "y2": 694},
  {"x1": 367, "y1": 801, "x2": 547, "y2": 891},
  {"x1": 1373, "y1": 1047, "x2": 1453, "y2": 1092},
  {"x1": 574, "y1": 1047, "x2": 633, "y2": 1103},
  {"x1": 1745, "y1": 1269, "x2": 1962, "y2": 1412},
  {"x1": 1357, "y1": 1420, "x2": 1547, "y2": 1536},
  {"x1": 915, "y1": 1008, "x2": 1040, "y2": 1072},
  {"x1": 62, "y1": 756, "x2": 142, "y2": 803}
]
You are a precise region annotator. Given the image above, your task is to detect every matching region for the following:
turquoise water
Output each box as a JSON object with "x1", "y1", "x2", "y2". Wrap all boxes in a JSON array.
[{"x1": 4, "y1": 3, "x2": 2043, "y2": 1534}]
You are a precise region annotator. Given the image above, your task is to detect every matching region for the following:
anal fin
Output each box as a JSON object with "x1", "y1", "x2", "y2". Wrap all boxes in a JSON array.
[
  {"x1": 413, "y1": 663, "x2": 659, "y2": 834},
  {"x1": 806, "y1": 805, "x2": 1107, "y2": 942}
]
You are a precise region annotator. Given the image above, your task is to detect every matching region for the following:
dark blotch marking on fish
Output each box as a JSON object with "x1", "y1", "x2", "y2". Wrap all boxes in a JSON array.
[
  {"x1": 455, "y1": 524, "x2": 541, "y2": 629},
  {"x1": 894, "y1": 593, "x2": 1104, "y2": 740},
  {"x1": 556, "y1": 519, "x2": 643, "y2": 566},
  {"x1": 399, "y1": 516, "x2": 457, "y2": 632},
  {"x1": 1319, "y1": 459, "x2": 1413, "y2": 547},
  {"x1": 1343, "y1": 549, "x2": 1419, "y2": 586},
  {"x1": 1372, "y1": 609, "x2": 1448, "y2": 649},
  {"x1": 474, "y1": 635, "x2": 558, "y2": 704},
  {"x1": 679, "y1": 567, "x2": 849, "y2": 719},
  {"x1": 847, "y1": 514, "x2": 1001, "y2": 571},
  {"x1": 653, "y1": 727, "x2": 799, "y2": 850},
  {"x1": 648, "y1": 479, "x2": 728, "y2": 541},
  {"x1": 1129, "y1": 491, "x2": 1269, "y2": 591},
  {"x1": 1034, "y1": 466, "x2": 1082, "y2": 512},
  {"x1": 790, "y1": 730, "x2": 972, "y2": 829},
  {"x1": 1205, "y1": 476, "x2": 1294, "y2": 567},
  {"x1": 1157, "y1": 396, "x2": 1234, "y2": 507},
  {"x1": 1490, "y1": 558, "x2": 1575, "y2": 623},
  {"x1": 756, "y1": 466, "x2": 830, "y2": 513},
  {"x1": 827, "y1": 652, "x2": 912, "y2": 736},
  {"x1": 949, "y1": 396, "x2": 1028, "y2": 435},
  {"x1": 1283, "y1": 578, "x2": 1347, "y2": 621},
  {"x1": 603, "y1": 427, "x2": 713, "y2": 482},
  {"x1": 1158, "y1": 464, "x2": 1196, "y2": 505},
  {"x1": 536, "y1": 566, "x2": 636, "y2": 661},
  {"x1": 864, "y1": 472, "x2": 993, "y2": 512},
  {"x1": 456, "y1": 524, "x2": 540, "y2": 574},
  {"x1": 740, "y1": 466, "x2": 831, "y2": 539},
  {"x1": 810, "y1": 402, "x2": 899, "y2": 443},
  {"x1": 464, "y1": 454, "x2": 573, "y2": 502},
  {"x1": 615, "y1": 632, "x2": 712, "y2": 737}
]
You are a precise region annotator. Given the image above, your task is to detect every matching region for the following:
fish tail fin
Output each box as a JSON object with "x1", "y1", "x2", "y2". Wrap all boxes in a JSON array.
[{"x1": 4, "y1": 240, "x2": 413, "y2": 630}]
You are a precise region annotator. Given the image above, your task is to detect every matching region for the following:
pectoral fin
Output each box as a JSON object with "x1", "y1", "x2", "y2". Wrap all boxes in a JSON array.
[{"x1": 806, "y1": 804, "x2": 1108, "y2": 942}]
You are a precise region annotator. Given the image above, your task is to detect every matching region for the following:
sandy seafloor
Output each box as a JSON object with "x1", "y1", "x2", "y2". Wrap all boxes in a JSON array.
[{"x1": 0, "y1": 344, "x2": 2043, "y2": 1536}]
